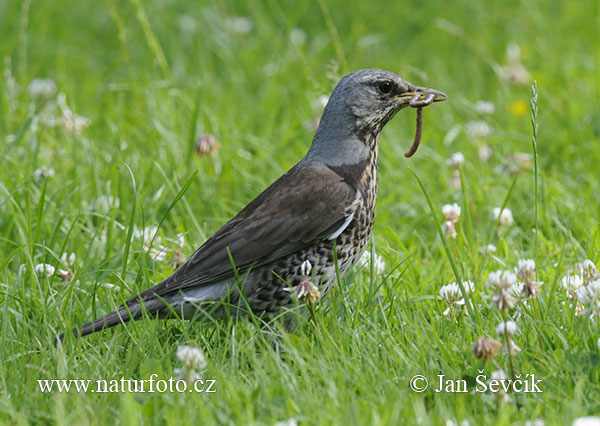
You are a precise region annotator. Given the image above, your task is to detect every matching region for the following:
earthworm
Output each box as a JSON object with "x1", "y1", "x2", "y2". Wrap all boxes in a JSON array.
[{"x1": 404, "y1": 106, "x2": 423, "y2": 158}]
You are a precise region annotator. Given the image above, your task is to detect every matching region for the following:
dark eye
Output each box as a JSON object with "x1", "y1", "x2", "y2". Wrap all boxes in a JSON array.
[{"x1": 378, "y1": 81, "x2": 393, "y2": 94}]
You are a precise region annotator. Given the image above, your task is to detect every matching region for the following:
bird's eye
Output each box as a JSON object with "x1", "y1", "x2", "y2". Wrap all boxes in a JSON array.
[{"x1": 378, "y1": 81, "x2": 393, "y2": 94}]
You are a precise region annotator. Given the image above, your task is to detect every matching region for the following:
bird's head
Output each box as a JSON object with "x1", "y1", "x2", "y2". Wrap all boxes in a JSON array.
[
  {"x1": 331, "y1": 69, "x2": 446, "y2": 134},
  {"x1": 307, "y1": 69, "x2": 446, "y2": 165}
]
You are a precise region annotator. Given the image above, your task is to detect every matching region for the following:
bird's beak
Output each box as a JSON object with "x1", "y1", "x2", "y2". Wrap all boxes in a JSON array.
[{"x1": 397, "y1": 86, "x2": 448, "y2": 108}]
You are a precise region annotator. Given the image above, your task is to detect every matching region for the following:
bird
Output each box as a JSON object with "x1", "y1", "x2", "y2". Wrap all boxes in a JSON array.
[{"x1": 59, "y1": 69, "x2": 446, "y2": 342}]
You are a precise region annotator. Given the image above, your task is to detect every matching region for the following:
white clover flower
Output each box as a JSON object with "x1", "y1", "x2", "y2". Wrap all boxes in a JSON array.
[
  {"x1": 440, "y1": 281, "x2": 474, "y2": 316},
  {"x1": 33, "y1": 166, "x2": 55, "y2": 180},
  {"x1": 496, "y1": 321, "x2": 517, "y2": 337},
  {"x1": 493, "y1": 207, "x2": 514, "y2": 227},
  {"x1": 576, "y1": 280, "x2": 600, "y2": 306},
  {"x1": 178, "y1": 14, "x2": 196, "y2": 33},
  {"x1": 95, "y1": 195, "x2": 120, "y2": 212},
  {"x1": 442, "y1": 221, "x2": 457, "y2": 239},
  {"x1": 149, "y1": 246, "x2": 167, "y2": 262},
  {"x1": 515, "y1": 259, "x2": 535, "y2": 281},
  {"x1": 583, "y1": 259, "x2": 599, "y2": 282},
  {"x1": 501, "y1": 63, "x2": 531, "y2": 86},
  {"x1": 176, "y1": 233, "x2": 185, "y2": 249},
  {"x1": 442, "y1": 203, "x2": 461, "y2": 223},
  {"x1": 224, "y1": 16, "x2": 253, "y2": 34},
  {"x1": 486, "y1": 270, "x2": 517, "y2": 311},
  {"x1": 134, "y1": 225, "x2": 161, "y2": 247},
  {"x1": 576, "y1": 280, "x2": 600, "y2": 320},
  {"x1": 57, "y1": 92, "x2": 91, "y2": 135},
  {"x1": 478, "y1": 145, "x2": 493, "y2": 161},
  {"x1": 561, "y1": 274, "x2": 584, "y2": 299},
  {"x1": 439, "y1": 283, "x2": 460, "y2": 303},
  {"x1": 28, "y1": 78, "x2": 57, "y2": 99},
  {"x1": 176, "y1": 345, "x2": 207, "y2": 370},
  {"x1": 473, "y1": 337, "x2": 502, "y2": 361},
  {"x1": 443, "y1": 124, "x2": 461, "y2": 145},
  {"x1": 491, "y1": 369, "x2": 508, "y2": 381},
  {"x1": 506, "y1": 42, "x2": 521, "y2": 62},
  {"x1": 275, "y1": 419, "x2": 299, "y2": 426},
  {"x1": 446, "y1": 152, "x2": 465, "y2": 169},
  {"x1": 284, "y1": 280, "x2": 321, "y2": 304},
  {"x1": 475, "y1": 100, "x2": 495, "y2": 114},
  {"x1": 573, "y1": 416, "x2": 600, "y2": 426},
  {"x1": 61, "y1": 252, "x2": 76, "y2": 266},
  {"x1": 301, "y1": 259, "x2": 312, "y2": 277},
  {"x1": 487, "y1": 270, "x2": 517, "y2": 290},
  {"x1": 480, "y1": 244, "x2": 497, "y2": 254},
  {"x1": 466, "y1": 120, "x2": 492, "y2": 140},
  {"x1": 289, "y1": 28, "x2": 306, "y2": 45},
  {"x1": 360, "y1": 251, "x2": 386, "y2": 275},
  {"x1": 34, "y1": 263, "x2": 55, "y2": 277}
]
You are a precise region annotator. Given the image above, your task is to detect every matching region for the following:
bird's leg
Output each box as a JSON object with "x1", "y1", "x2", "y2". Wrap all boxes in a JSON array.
[{"x1": 404, "y1": 107, "x2": 423, "y2": 158}]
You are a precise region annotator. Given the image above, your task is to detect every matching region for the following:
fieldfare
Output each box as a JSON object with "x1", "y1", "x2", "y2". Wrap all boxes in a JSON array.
[{"x1": 60, "y1": 69, "x2": 446, "y2": 341}]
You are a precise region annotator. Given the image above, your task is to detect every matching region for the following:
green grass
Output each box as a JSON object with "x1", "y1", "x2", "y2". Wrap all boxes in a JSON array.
[{"x1": 1, "y1": 0, "x2": 599, "y2": 424}]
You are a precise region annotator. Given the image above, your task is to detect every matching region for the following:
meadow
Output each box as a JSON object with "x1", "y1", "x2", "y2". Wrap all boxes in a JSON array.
[{"x1": 0, "y1": 0, "x2": 599, "y2": 424}]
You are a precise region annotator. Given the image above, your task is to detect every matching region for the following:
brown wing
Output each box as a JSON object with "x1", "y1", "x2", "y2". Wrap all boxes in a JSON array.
[{"x1": 132, "y1": 162, "x2": 358, "y2": 302}]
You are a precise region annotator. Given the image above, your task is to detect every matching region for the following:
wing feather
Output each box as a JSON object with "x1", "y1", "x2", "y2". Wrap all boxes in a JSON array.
[{"x1": 130, "y1": 162, "x2": 359, "y2": 303}]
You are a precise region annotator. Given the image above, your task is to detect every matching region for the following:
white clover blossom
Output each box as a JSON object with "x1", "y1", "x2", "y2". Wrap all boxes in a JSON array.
[
  {"x1": 34, "y1": 263, "x2": 55, "y2": 277},
  {"x1": 274, "y1": 419, "x2": 299, "y2": 426},
  {"x1": 134, "y1": 225, "x2": 161, "y2": 247},
  {"x1": 496, "y1": 321, "x2": 522, "y2": 355},
  {"x1": 177, "y1": 345, "x2": 207, "y2": 370},
  {"x1": 486, "y1": 270, "x2": 518, "y2": 311},
  {"x1": 95, "y1": 195, "x2": 120, "y2": 212},
  {"x1": 515, "y1": 259, "x2": 535, "y2": 281},
  {"x1": 33, "y1": 166, "x2": 55, "y2": 180},
  {"x1": 446, "y1": 152, "x2": 465, "y2": 169},
  {"x1": 475, "y1": 100, "x2": 495, "y2": 114},
  {"x1": 465, "y1": 121, "x2": 492, "y2": 140},
  {"x1": 224, "y1": 16, "x2": 253, "y2": 34},
  {"x1": 61, "y1": 252, "x2": 76, "y2": 267},
  {"x1": 28, "y1": 78, "x2": 57, "y2": 99},
  {"x1": 57, "y1": 252, "x2": 76, "y2": 282},
  {"x1": 439, "y1": 281, "x2": 474, "y2": 316},
  {"x1": 289, "y1": 28, "x2": 306, "y2": 45},
  {"x1": 583, "y1": 259, "x2": 599, "y2": 282},
  {"x1": 478, "y1": 145, "x2": 493, "y2": 161},
  {"x1": 481, "y1": 244, "x2": 497, "y2": 254},
  {"x1": 284, "y1": 280, "x2": 321, "y2": 304},
  {"x1": 515, "y1": 258, "x2": 543, "y2": 298},
  {"x1": 493, "y1": 207, "x2": 514, "y2": 227},
  {"x1": 576, "y1": 280, "x2": 600, "y2": 310},
  {"x1": 561, "y1": 274, "x2": 584, "y2": 299},
  {"x1": 487, "y1": 270, "x2": 517, "y2": 290},
  {"x1": 572, "y1": 417, "x2": 600, "y2": 426},
  {"x1": 442, "y1": 203, "x2": 461, "y2": 223},
  {"x1": 57, "y1": 92, "x2": 91, "y2": 135},
  {"x1": 496, "y1": 321, "x2": 517, "y2": 337},
  {"x1": 491, "y1": 369, "x2": 508, "y2": 381},
  {"x1": 360, "y1": 251, "x2": 386, "y2": 275},
  {"x1": 301, "y1": 259, "x2": 312, "y2": 277},
  {"x1": 439, "y1": 283, "x2": 460, "y2": 303},
  {"x1": 442, "y1": 221, "x2": 457, "y2": 239},
  {"x1": 176, "y1": 233, "x2": 185, "y2": 249}
]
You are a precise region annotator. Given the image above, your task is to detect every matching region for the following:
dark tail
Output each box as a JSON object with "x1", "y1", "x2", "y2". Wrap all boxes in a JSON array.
[{"x1": 56, "y1": 297, "x2": 167, "y2": 345}]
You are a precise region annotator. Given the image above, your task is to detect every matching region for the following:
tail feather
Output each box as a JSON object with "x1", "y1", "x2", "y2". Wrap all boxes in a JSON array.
[{"x1": 56, "y1": 297, "x2": 167, "y2": 345}]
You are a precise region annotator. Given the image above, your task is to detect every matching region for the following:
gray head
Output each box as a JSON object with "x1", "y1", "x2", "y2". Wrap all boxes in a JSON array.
[{"x1": 305, "y1": 69, "x2": 446, "y2": 166}]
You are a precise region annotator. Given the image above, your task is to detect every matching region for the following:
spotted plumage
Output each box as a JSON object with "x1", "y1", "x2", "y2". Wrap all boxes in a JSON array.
[{"x1": 59, "y1": 69, "x2": 446, "y2": 341}]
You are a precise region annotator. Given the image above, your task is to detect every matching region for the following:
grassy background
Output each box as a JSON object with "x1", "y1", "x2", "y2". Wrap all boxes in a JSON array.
[{"x1": 1, "y1": 0, "x2": 599, "y2": 424}]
